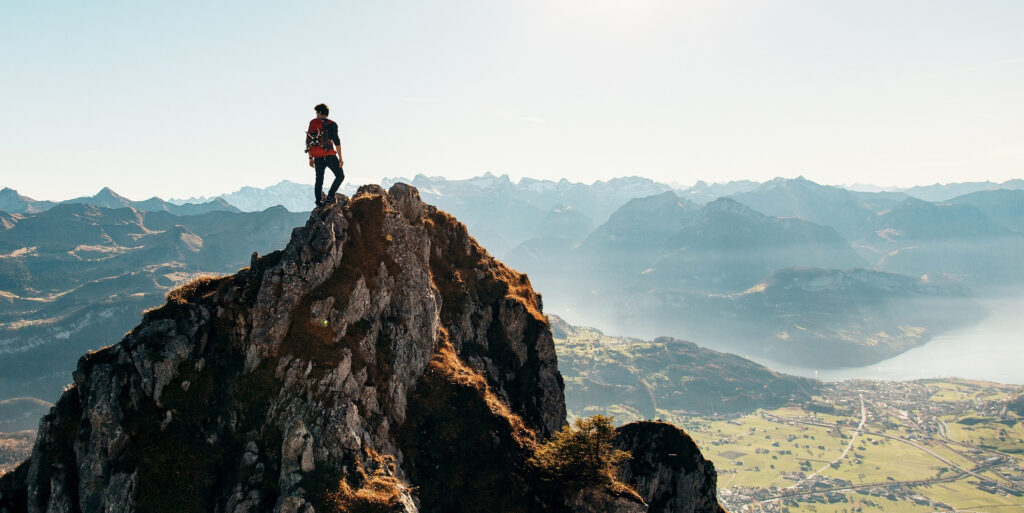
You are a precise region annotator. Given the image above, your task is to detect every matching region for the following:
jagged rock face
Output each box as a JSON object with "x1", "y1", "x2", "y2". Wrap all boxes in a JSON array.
[
  {"x1": 615, "y1": 422, "x2": 725, "y2": 513},
  {"x1": 0, "y1": 184, "x2": 565, "y2": 513},
  {"x1": 0, "y1": 184, "x2": 724, "y2": 513}
]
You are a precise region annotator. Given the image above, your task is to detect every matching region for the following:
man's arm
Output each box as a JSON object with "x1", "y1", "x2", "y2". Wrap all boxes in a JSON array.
[{"x1": 331, "y1": 124, "x2": 343, "y2": 167}]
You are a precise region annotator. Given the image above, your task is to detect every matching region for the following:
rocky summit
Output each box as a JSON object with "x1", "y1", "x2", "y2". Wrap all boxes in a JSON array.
[{"x1": 0, "y1": 184, "x2": 722, "y2": 513}]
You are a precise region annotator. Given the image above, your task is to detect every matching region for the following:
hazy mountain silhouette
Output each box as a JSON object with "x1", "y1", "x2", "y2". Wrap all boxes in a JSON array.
[
  {"x1": 646, "y1": 197, "x2": 866, "y2": 293},
  {"x1": 174, "y1": 174, "x2": 675, "y2": 256},
  {"x1": 63, "y1": 187, "x2": 240, "y2": 215},
  {"x1": 573, "y1": 191, "x2": 701, "y2": 278},
  {"x1": 848, "y1": 189, "x2": 911, "y2": 212},
  {"x1": 565, "y1": 194, "x2": 865, "y2": 294},
  {"x1": 384, "y1": 173, "x2": 677, "y2": 255},
  {"x1": 867, "y1": 197, "x2": 1009, "y2": 239},
  {"x1": 675, "y1": 179, "x2": 761, "y2": 204},
  {"x1": 948, "y1": 188, "x2": 1024, "y2": 233},
  {"x1": 12, "y1": 175, "x2": 1021, "y2": 374},
  {"x1": 497, "y1": 174, "x2": 676, "y2": 222},
  {"x1": 857, "y1": 198, "x2": 1024, "y2": 288},
  {"x1": 727, "y1": 176, "x2": 877, "y2": 239},
  {"x1": 580, "y1": 191, "x2": 699, "y2": 251},
  {"x1": 899, "y1": 181, "x2": 1004, "y2": 202},
  {"x1": 536, "y1": 205, "x2": 595, "y2": 243},
  {"x1": 505, "y1": 188, "x2": 990, "y2": 367},
  {"x1": 0, "y1": 189, "x2": 54, "y2": 215},
  {"x1": 171, "y1": 179, "x2": 355, "y2": 212}
]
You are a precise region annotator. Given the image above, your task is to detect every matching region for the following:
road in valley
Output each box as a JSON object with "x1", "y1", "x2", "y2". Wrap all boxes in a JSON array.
[
  {"x1": 783, "y1": 393, "x2": 865, "y2": 490},
  {"x1": 761, "y1": 404, "x2": 1023, "y2": 493}
]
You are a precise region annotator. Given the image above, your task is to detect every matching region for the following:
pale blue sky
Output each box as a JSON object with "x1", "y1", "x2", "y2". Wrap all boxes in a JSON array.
[{"x1": 2, "y1": 1, "x2": 1022, "y2": 200}]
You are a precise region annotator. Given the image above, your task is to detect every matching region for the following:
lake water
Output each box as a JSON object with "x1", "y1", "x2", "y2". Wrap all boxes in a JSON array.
[{"x1": 746, "y1": 295, "x2": 1024, "y2": 385}]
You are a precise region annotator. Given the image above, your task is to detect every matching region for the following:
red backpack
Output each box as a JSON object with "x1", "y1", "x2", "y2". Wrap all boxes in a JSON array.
[{"x1": 305, "y1": 119, "x2": 336, "y2": 158}]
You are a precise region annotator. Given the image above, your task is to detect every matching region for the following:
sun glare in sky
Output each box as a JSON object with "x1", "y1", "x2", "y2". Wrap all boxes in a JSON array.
[{"x1": 1, "y1": 1, "x2": 1022, "y2": 200}]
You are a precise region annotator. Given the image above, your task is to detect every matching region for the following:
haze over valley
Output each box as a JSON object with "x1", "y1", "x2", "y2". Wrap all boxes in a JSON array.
[
  {"x1": 2, "y1": 174, "x2": 1022, "y2": 407},
  {"x1": 2, "y1": 176, "x2": 1023, "y2": 512},
  {"x1": 193, "y1": 175, "x2": 1024, "y2": 373}
]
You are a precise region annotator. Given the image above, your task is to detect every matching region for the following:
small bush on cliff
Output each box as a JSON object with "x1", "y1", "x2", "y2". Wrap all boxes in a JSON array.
[
  {"x1": 144, "y1": 273, "x2": 227, "y2": 322},
  {"x1": 324, "y1": 452, "x2": 409, "y2": 513},
  {"x1": 528, "y1": 415, "x2": 631, "y2": 492},
  {"x1": 326, "y1": 471, "x2": 405, "y2": 513},
  {"x1": 166, "y1": 274, "x2": 224, "y2": 305}
]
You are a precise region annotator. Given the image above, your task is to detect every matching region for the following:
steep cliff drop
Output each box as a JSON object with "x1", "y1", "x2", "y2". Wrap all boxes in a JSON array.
[{"x1": 0, "y1": 184, "x2": 723, "y2": 513}]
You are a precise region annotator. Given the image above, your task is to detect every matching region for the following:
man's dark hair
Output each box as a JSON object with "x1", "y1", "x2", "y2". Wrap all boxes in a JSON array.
[{"x1": 314, "y1": 103, "x2": 329, "y2": 116}]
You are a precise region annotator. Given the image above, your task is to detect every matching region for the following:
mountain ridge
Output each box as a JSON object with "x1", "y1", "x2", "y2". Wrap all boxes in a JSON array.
[
  {"x1": 0, "y1": 189, "x2": 54, "y2": 215},
  {"x1": 0, "y1": 203, "x2": 308, "y2": 402},
  {"x1": 0, "y1": 184, "x2": 723, "y2": 513},
  {"x1": 552, "y1": 317, "x2": 820, "y2": 418}
]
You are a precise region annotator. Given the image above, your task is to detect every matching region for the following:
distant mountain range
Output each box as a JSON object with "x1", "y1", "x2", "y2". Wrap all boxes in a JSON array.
[
  {"x1": 9, "y1": 174, "x2": 1022, "y2": 260},
  {"x1": 948, "y1": 189, "x2": 1024, "y2": 233},
  {"x1": 857, "y1": 197, "x2": 1024, "y2": 288},
  {"x1": 8, "y1": 176, "x2": 1023, "y2": 218},
  {"x1": 1, "y1": 174, "x2": 1021, "y2": 395},
  {"x1": 675, "y1": 180, "x2": 761, "y2": 204},
  {"x1": 64, "y1": 187, "x2": 241, "y2": 215},
  {"x1": 727, "y1": 176, "x2": 880, "y2": 239},
  {"x1": 158, "y1": 174, "x2": 1023, "y2": 254},
  {"x1": 543, "y1": 193, "x2": 868, "y2": 294},
  {"x1": 171, "y1": 180, "x2": 360, "y2": 212},
  {"x1": 0, "y1": 202, "x2": 306, "y2": 401},
  {"x1": 502, "y1": 176, "x2": 1019, "y2": 368},
  {"x1": 0, "y1": 186, "x2": 239, "y2": 216},
  {"x1": 899, "y1": 180, "x2": 1024, "y2": 202},
  {"x1": 0, "y1": 189, "x2": 55, "y2": 214},
  {"x1": 381, "y1": 173, "x2": 677, "y2": 255},
  {"x1": 648, "y1": 197, "x2": 867, "y2": 292}
]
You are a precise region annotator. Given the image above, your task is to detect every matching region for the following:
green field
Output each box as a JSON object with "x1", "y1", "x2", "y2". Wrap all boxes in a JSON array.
[{"x1": 680, "y1": 381, "x2": 1024, "y2": 512}]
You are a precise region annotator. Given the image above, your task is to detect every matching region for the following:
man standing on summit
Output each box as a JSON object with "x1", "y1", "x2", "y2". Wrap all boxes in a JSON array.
[{"x1": 305, "y1": 103, "x2": 344, "y2": 208}]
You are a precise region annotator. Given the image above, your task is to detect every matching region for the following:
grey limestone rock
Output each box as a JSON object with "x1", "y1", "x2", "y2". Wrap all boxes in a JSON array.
[
  {"x1": 0, "y1": 184, "x2": 721, "y2": 513},
  {"x1": 0, "y1": 184, "x2": 565, "y2": 513}
]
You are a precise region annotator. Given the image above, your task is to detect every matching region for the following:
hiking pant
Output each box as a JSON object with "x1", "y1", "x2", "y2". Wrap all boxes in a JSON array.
[{"x1": 314, "y1": 155, "x2": 344, "y2": 204}]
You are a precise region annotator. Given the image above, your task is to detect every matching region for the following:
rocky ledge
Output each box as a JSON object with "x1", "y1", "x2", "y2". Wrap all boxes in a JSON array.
[{"x1": 0, "y1": 184, "x2": 723, "y2": 513}]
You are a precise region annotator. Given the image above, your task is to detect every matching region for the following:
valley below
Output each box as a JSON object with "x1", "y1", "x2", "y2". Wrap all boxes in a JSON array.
[
  {"x1": 555, "y1": 321, "x2": 1024, "y2": 513},
  {"x1": 4, "y1": 368, "x2": 1024, "y2": 513},
  {"x1": 687, "y1": 379, "x2": 1024, "y2": 513}
]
